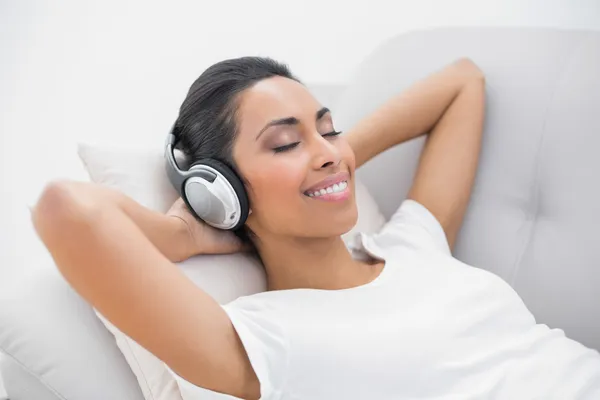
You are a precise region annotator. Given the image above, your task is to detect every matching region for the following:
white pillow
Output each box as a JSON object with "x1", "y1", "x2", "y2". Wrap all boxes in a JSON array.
[{"x1": 77, "y1": 142, "x2": 386, "y2": 400}]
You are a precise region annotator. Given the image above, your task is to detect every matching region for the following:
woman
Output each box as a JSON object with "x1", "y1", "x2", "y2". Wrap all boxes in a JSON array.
[{"x1": 32, "y1": 57, "x2": 600, "y2": 399}]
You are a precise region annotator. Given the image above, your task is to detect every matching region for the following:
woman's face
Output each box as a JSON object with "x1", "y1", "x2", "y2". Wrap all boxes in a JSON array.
[{"x1": 233, "y1": 76, "x2": 358, "y2": 240}]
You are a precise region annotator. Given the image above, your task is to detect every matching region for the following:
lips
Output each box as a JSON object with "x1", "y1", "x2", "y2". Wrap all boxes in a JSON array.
[{"x1": 303, "y1": 171, "x2": 350, "y2": 195}]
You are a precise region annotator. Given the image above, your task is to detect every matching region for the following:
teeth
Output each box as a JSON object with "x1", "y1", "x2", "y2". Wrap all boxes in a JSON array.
[{"x1": 307, "y1": 181, "x2": 348, "y2": 197}]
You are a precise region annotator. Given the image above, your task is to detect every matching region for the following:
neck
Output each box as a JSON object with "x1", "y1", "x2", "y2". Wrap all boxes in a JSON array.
[{"x1": 256, "y1": 234, "x2": 381, "y2": 291}]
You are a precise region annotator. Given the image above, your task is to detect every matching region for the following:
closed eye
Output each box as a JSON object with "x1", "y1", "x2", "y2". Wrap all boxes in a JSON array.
[
  {"x1": 272, "y1": 131, "x2": 343, "y2": 154},
  {"x1": 273, "y1": 142, "x2": 300, "y2": 153},
  {"x1": 322, "y1": 130, "x2": 342, "y2": 137}
]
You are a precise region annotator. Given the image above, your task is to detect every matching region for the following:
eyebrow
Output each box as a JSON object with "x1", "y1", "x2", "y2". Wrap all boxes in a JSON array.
[{"x1": 255, "y1": 106, "x2": 331, "y2": 141}]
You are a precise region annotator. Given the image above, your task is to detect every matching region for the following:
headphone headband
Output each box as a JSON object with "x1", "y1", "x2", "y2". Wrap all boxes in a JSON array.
[{"x1": 164, "y1": 130, "x2": 217, "y2": 191}]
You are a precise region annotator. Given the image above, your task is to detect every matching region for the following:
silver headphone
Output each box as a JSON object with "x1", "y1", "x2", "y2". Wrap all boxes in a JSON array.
[{"x1": 164, "y1": 125, "x2": 249, "y2": 230}]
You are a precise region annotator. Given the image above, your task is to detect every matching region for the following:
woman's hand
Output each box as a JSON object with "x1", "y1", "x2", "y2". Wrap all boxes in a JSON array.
[{"x1": 167, "y1": 198, "x2": 249, "y2": 256}]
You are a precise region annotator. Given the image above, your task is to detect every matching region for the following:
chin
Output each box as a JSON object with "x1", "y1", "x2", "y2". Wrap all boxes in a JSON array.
[
  {"x1": 337, "y1": 219, "x2": 359, "y2": 237},
  {"x1": 325, "y1": 207, "x2": 359, "y2": 238}
]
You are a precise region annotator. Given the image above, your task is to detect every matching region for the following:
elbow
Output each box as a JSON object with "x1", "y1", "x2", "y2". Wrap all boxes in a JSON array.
[
  {"x1": 33, "y1": 181, "x2": 74, "y2": 221},
  {"x1": 455, "y1": 57, "x2": 486, "y2": 83},
  {"x1": 32, "y1": 181, "x2": 97, "y2": 234}
]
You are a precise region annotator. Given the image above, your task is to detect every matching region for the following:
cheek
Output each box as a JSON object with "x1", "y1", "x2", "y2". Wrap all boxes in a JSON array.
[
  {"x1": 340, "y1": 138, "x2": 356, "y2": 172},
  {"x1": 248, "y1": 157, "x2": 306, "y2": 208}
]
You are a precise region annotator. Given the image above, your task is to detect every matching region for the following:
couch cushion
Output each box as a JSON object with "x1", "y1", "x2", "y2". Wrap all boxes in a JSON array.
[
  {"x1": 334, "y1": 27, "x2": 600, "y2": 351},
  {"x1": 0, "y1": 268, "x2": 145, "y2": 400}
]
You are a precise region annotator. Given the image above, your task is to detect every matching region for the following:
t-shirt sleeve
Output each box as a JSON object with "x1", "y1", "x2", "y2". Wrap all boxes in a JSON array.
[
  {"x1": 221, "y1": 299, "x2": 288, "y2": 399},
  {"x1": 165, "y1": 298, "x2": 287, "y2": 400},
  {"x1": 167, "y1": 365, "x2": 242, "y2": 399},
  {"x1": 374, "y1": 199, "x2": 452, "y2": 256}
]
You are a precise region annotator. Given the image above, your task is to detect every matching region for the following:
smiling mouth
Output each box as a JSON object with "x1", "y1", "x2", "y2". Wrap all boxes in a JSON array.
[{"x1": 303, "y1": 180, "x2": 348, "y2": 197}]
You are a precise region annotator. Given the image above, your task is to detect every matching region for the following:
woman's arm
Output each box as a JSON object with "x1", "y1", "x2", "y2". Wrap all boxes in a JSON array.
[
  {"x1": 45, "y1": 181, "x2": 195, "y2": 262},
  {"x1": 346, "y1": 58, "x2": 485, "y2": 249},
  {"x1": 346, "y1": 58, "x2": 483, "y2": 168},
  {"x1": 31, "y1": 181, "x2": 260, "y2": 399}
]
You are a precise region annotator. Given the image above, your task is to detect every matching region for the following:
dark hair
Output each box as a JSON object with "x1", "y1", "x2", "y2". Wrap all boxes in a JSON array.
[{"x1": 173, "y1": 56, "x2": 300, "y2": 257}]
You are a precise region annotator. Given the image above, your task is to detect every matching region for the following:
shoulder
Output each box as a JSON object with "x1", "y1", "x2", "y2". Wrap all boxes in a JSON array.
[
  {"x1": 221, "y1": 293, "x2": 292, "y2": 398},
  {"x1": 372, "y1": 199, "x2": 452, "y2": 256},
  {"x1": 223, "y1": 292, "x2": 289, "y2": 339}
]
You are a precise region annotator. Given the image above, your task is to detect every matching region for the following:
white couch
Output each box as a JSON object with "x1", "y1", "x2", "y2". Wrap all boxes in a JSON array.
[{"x1": 1, "y1": 27, "x2": 600, "y2": 399}]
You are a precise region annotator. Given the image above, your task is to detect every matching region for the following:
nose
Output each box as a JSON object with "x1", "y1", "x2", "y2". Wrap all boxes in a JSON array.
[{"x1": 310, "y1": 133, "x2": 342, "y2": 170}]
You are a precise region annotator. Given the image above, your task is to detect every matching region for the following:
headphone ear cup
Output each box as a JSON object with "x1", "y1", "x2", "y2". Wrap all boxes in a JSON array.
[{"x1": 188, "y1": 158, "x2": 250, "y2": 230}]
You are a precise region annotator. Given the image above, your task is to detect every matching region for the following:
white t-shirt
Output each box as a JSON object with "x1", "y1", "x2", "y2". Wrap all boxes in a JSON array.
[{"x1": 172, "y1": 199, "x2": 600, "y2": 400}]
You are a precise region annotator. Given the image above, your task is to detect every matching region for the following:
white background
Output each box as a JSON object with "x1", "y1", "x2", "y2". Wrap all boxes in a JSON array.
[{"x1": 0, "y1": 0, "x2": 599, "y2": 394}]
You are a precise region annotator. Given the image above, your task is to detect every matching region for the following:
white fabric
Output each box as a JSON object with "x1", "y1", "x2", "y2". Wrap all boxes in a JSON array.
[
  {"x1": 172, "y1": 199, "x2": 600, "y2": 399},
  {"x1": 77, "y1": 142, "x2": 386, "y2": 400},
  {"x1": 0, "y1": 356, "x2": 6, "y2": 400}
]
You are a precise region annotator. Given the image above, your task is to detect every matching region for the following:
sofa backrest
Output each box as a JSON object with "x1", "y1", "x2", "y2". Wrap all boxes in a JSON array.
[{"x1": 335, "y1": 27, "x2": 600, "y2": 351}]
